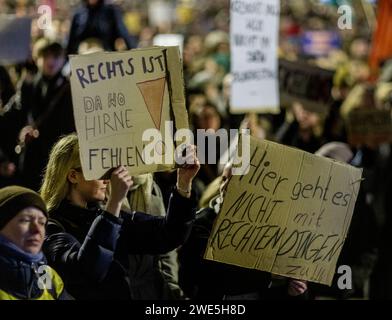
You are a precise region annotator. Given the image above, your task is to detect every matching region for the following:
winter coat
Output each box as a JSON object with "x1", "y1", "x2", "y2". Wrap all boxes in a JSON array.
[
  {"x1": 43, "y1": 189, "x2": 195, "y2": 300},
  {"x1": 67, "y1": 3, "x2": 137, "y2": 55},
  {"x1": 0, "y1": 235, "x2": 68, "y2": 300},
  {"x1": 19, "y1": 72, "x2": 75, "y2": 191}
]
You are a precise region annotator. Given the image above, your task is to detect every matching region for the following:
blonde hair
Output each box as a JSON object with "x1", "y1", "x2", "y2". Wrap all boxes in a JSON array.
[{"x1": 40, "y1": 134, "x2": 81, "y2": 212}]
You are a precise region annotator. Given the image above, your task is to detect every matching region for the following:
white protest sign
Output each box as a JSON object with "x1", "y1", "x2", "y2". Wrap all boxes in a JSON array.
[{"x1": 230, "y1": 0, "x2": 280, "y2": 114}]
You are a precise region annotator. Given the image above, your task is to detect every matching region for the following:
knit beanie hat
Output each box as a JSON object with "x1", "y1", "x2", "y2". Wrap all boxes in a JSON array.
[{"x1": 0, "y1": 186, "x2": 48, "y2": 230}]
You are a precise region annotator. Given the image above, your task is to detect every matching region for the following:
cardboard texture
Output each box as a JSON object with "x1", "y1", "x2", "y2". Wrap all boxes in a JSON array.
[
  {"x1": 153, "y1": 34, "x2": 184, "y2": 54},
  {"x1": 69, "y1": 46, "x2": 188, "y2": 180},
  {"x1": 204, "y1": 136, "x2": 363, "y2": 286},
  {"x1": 347, "y1": 109, "x2": 392, "y2": 146},
  {"x1": 230, "y1": 0, "x2": 280, "y2": 114}
]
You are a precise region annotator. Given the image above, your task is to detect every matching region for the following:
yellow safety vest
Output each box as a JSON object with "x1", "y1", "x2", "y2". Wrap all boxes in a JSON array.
[{"x1": 0, "y1": 267, "x2": 64, "y2": 300}]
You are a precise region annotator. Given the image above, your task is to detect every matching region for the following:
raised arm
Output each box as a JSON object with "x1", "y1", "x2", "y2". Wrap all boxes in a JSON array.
[
  {"x1": 119, "y1": 145, "x2": 200, "y2": 254},
  {"x1": 43, "y1": 211, "x2": 123, "y2": 285}
]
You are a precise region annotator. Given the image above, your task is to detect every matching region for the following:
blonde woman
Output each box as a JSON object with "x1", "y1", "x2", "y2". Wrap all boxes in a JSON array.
[{"x1": 40, "y1": 134, "x2": 200, "y2": 300}]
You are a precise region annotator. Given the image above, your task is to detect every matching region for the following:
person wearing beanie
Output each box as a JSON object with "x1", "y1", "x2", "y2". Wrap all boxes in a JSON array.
[{"x1": 0, "y1": 186, "x2": 70, "y2": 300}]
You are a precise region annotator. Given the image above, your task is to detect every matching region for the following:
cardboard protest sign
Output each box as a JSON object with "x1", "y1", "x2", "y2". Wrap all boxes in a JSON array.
[
  {"x1": 0, "y1": 15, "x2": 31, "y2": 65},
  {"x1": 230, "y1": 0, "x2": 280, "y2": 114},
  {"x1": 204, "y1": 136, "x2": 362, "y2": 286},
  {"x1": 279, "y1": 59, "x2": 334, "y2": 114},
  {"x1": 347, "y1": 109, "x2": 392, "y2": 146},
  {"x1": 69, "y1": 46, "x2": 188, "y2": 180}
]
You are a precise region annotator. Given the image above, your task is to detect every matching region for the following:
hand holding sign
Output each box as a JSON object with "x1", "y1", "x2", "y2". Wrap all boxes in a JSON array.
[
  {"x1": 288, "y1": 279, "x2": 308, "y2": 296},
  {"x1": 69, "y1": 46, "x2": 189, "y2": 180},
  {"x1": 176, "y1": 144, "x2": 200, "y2": 198},
  {"x1": 204, "y1": 137, "x2": 363, "y2": 286},
  {"x1": 106, "y1": 165, "x2": 133, "y2": 217}
]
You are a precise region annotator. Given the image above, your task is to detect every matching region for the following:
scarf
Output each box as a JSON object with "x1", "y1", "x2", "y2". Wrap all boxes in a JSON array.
[
  {"x1": 128, "y1": 174, "x2": 165, "y2": 216},
  {"x1": 0, "y1": 234, "x2": 44, "y2": 264}
]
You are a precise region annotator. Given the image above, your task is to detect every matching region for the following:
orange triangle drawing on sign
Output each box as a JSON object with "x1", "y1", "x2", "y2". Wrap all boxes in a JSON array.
[{"x1": 137, "y1": 77, "x2": 166, "y2": 130}]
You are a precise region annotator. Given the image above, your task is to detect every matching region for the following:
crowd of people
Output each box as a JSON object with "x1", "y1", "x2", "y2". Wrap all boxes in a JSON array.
[{"x1": 0, "y1": 0, "x2": 391, "y2": 300}]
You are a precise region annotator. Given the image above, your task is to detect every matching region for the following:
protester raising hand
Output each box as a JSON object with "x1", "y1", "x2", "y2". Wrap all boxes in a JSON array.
[
  {"x1": 177, "y1": 144, "x2": 201, "y2": 198},
  {"x1": 41, "y1": 134, "x2": 198, "y2": 300},
  {"x1": 106, "y1": 166, "x2": 133, "y2": 217}
]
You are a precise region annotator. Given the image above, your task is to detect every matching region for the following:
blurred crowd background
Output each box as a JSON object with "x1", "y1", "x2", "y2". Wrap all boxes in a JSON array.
[{"x1": 1, "y1": 0, "x2": 392, "y2": 300}]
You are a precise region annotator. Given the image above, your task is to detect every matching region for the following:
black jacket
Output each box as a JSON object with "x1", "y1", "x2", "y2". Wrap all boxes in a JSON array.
[
  {"x1": 275, "y1": 120, "x2": 321, "y2": 154},
  {"x1": 67, "y1": 3, "x2": 137, "y2": 55},
  {"x1": 0, "y1": 66, "x2": 20, "y2": 167},
  {"x1": 19, "y1": 72, "x2": 75, "y2": 190},
  {"x1": 43, "y1": 189, "x2": 195, "y2": 300}
]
